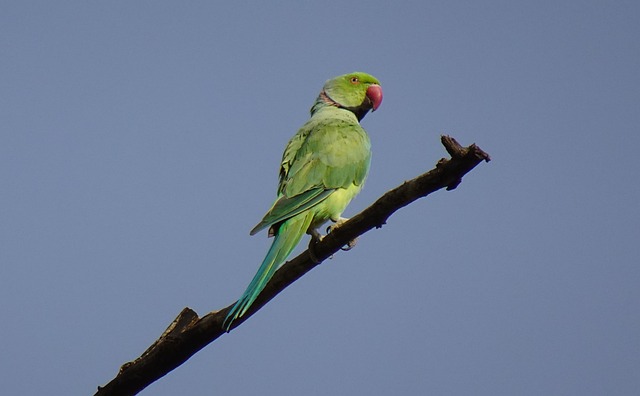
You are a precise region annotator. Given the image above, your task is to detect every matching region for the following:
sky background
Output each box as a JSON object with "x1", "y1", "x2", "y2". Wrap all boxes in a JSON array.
[{"x1": 1, "y1": 1, "x2": 639, "y2": 395}]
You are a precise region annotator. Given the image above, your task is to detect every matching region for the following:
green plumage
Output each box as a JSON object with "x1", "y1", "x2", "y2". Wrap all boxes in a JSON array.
[{"x1": 224, "y1": 72, "x2": 382, "y2": 331}]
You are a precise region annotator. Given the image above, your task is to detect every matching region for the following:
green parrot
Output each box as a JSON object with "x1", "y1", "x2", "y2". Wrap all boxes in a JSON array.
[{"x1": 223, "y1": 72, "x2": 383, "y2": 331}]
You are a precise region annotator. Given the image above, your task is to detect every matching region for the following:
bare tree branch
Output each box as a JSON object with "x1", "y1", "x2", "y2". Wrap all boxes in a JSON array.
[{"x1": 95, "y1": 135, "x2": 490, "y2": 396}]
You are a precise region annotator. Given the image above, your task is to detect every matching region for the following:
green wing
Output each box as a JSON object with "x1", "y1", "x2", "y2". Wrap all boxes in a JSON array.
[
  {"x1": 249, "y1": 188, "x2": 332, "y2": 235},
  {"x1": 250, "y1": 113, "x2": 371, "y2": 235}
]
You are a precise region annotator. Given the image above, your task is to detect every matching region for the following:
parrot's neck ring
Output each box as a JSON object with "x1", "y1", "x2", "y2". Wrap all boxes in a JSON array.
[
  {"x1": 319, "y1": 89, "x2": 341, "y2": 108},
  {"x1": 319, "y1": 89, "x2": 371, "y2": 121}
]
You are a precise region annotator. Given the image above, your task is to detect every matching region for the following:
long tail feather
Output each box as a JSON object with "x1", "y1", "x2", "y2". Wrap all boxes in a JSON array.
[{"x1": 224, "y1": 211, "x2": 314, "y2": 331}]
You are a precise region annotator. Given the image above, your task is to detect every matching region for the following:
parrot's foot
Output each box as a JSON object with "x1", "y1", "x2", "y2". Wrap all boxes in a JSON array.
[
  {"x1": 309, "y1": 228, "x2": 324, "y2": 242},
  {"x1": 326, "y1": 217, "x2": 358, "y2": 251},
  {"x1": 307, "y1": 218, "x2": 357, "y2": 263}
]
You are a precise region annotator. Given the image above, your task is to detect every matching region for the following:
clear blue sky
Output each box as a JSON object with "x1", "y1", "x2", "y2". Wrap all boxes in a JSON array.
[{"x1": 1, "y1": 1, "x2": 638, "y2": 395}]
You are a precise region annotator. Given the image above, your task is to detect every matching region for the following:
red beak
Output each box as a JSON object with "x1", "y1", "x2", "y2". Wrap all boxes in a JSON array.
[{"x1": 366, "y1": 84, "x2": 383, "y2": 112}]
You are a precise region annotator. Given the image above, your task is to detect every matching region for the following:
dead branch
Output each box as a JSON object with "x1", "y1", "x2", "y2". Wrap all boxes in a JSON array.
[{"x1": 95, "y1": 135, "x2": 490, "y2": 395}]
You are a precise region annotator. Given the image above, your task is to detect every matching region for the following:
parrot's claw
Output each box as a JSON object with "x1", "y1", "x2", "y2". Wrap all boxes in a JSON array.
[
  {"x1": 341, "y1": 237, "x2": 358, "y2": 251},
  {"x1": 308, "y1": 228, "x2": 324, "y2": 264},
  {"x1": 308, "y1": 248, "x2": 321, "y2": 264},
  {"x1": 326, "y1": 217, "x2": 349, "y2": 234}
]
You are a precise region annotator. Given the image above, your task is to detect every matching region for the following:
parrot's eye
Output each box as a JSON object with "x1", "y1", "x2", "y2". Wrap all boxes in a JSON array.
[{"x1": 350, "y1": 76, "x2": 359, "y2": 84}]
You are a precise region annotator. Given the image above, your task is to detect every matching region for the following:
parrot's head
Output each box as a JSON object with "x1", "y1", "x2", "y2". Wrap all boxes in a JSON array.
[{"x1": 315, "y1": 72, "x2": 383, "y2": 121}]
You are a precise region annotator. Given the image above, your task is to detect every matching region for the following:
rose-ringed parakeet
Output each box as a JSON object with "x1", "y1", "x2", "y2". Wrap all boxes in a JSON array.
[{"x1": 224, "y1": 72, "x2": 383, "y2": 331}]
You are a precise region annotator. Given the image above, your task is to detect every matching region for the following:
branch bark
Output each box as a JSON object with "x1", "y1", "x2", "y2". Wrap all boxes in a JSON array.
[{"x1": 95, "y1": 135, "x2": 490, "y2": 395}]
